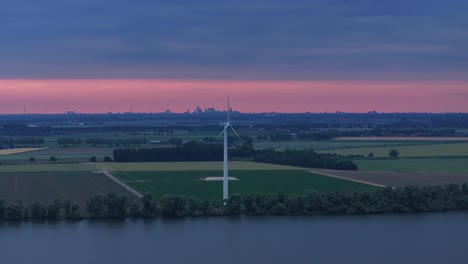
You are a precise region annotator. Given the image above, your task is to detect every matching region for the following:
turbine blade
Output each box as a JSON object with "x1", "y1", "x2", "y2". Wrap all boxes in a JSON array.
[
  {"x1": 230, "y1": 125, "x2": 242, "y2": 141},
  {"x1": 217, "y1": 125, "x2": 228, "y2": 138},
  {"x1": 227, "y1": 96, "x2": 230, "y2": 124}
]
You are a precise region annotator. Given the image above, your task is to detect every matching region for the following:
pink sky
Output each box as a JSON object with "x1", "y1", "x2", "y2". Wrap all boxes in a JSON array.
[{"x1": 0, "y1": 79, "x2": 467, "y2": 113}]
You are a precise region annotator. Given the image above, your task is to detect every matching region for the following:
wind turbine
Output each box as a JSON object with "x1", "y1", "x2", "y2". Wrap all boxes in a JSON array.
[{"x1": 218, "y1": 97, "x2": 241, "y2": 204}]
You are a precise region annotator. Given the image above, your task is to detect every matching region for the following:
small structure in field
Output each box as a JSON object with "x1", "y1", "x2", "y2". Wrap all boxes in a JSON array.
[{"x1": 202, "y1": 177, "x2": 239, "y2": 181}]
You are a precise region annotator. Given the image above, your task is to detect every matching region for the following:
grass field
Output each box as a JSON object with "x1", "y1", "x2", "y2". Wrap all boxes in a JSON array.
[
  {"x1": 311, "y1": 169, "x2": 468, "y2": 187},
  {"x1": 114, "y1": 170, "x2": 378, "y2": 199},
  {"x1": 354, "y1": 158, "x2": 468, "y2": 173},
  {"x1": 96, "y1": 161, "x2": 306, "y2": 171},
  {"x1": 0, "y1": 148, "x2": 46, "y2": 155},
  {"x1": 0, "y1": 172, "x2": 132, "y2": 205},
  {"x1": 253, "y1": 140, "x2": 424, "y2": 151},
  {"x1": 0, "y1": 147, "x2": 114, "y2": 162},
  {"x1": 0, "y1": 163, "x2": 94, "y2": 173},
  {"x1": 319, "y1": 142, "x2": 468, "y2": 157}
]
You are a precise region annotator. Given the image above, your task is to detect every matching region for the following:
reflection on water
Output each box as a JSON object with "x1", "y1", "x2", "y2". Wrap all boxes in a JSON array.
[{"x1": 1, "y1": 212, "x2": 468, "y2": 264}]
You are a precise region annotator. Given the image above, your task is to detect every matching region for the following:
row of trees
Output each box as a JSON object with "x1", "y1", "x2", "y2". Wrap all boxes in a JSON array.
[
  {"x1": 85, "y1": 138, "x2": 147, "y2": 147},
  {"x1": 57, "y1": 138, "x2": 82, "y2": 147},
  {"x1": 113, "y1": 141, "x2": 224, "y2": 162},
  {"x1": 57, "y1": 137, "x2": 148, "y2": 147},
  {"x1": 2, "y1": 184, "x2": 468, "y2": 222},
  {"x1": 254, "y1": 149, "x2": 358, "y2": 170},
  {"x1": 0, "y1": 137, "x2": 45, "y2": 148}
]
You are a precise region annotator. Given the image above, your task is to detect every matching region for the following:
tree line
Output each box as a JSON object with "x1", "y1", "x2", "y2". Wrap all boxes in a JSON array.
[
  {"x1": 85, "y1": 138, "x2": 147, "y2": 147},
  {"x1": 2, "y1": 184, "x2": 468, "y2": 222},
  {"x1": 113, "y1": 141, "x2": 224, "y2": 162},
  {"x1": 57, "y1": 137, "x2": 148, "y2": 147},
  {"x1": 113, "y1": 141, "x2": 355, "y2": 170},
  {"x1": 254, "y1": 149, "x2": 358, "y2": 170}
]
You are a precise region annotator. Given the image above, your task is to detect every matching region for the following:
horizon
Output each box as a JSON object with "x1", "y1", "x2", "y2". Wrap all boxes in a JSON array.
[{"x1": 1, "y1": 79, "x2": 467, "y2": 114}]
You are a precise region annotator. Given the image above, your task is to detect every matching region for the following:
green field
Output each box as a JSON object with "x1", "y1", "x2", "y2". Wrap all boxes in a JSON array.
[
  {"x1": 0, "y1": 163, "x2": 94, "y2": 172},
  {"x1": 253, "y1": 140, "x2": 429, "y2": 151},
  {"x1": 320, "y1": 142, "x2": 468, "y2": 157},
  {"x1": 0, "y1": 147, "x2": 114, "y2": 162},
  {"x1": 354, "y1": 158, "x2": 468, "y2": 173},
  {"x1": 114, "y1": 170, "x2": 378, "y2": 199},
  {"x1": 96, "y1": 161, "x2": 306, "y2": 171},
  {"x1": 0, "y1": 172, "x2": 131, "y2": 205}
]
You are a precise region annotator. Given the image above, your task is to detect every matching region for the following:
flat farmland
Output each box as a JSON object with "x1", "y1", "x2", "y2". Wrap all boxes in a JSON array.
[
  {"x1": 0, "y1": 148, "x2": 46, "y2": 155},
  {"x1": 0, "y1": 147, "x2": 114, "y2": 162},
  {"x1": 0, "y1": 163, "x2": 94, "y2": 173},
  {"x1": 114, "y1": 170, "x2": 378, "y2": 199},
  {"x1": 97, "y1": 161, "x2": 307, "y2": 172},
  {"x1": 311, "y1": 169, "x2": 468, "y2": 187},
  {"x1": 253, "y1": 140, "x2": 425, "y2": 151},
  {"x1": 0, "y1": 172, "x2": 132, "y2": 205},
  {"x1": 354, "y1": 158, "x2": 468, "y2": 173},
  {"x1": 319, "y1": 142, "x2": 468, "y2": 157}
]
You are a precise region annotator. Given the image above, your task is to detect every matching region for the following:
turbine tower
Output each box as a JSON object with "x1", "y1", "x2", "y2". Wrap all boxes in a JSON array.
[{"x1": 219, "y1": 97, "x2": 241, "y2": 204}]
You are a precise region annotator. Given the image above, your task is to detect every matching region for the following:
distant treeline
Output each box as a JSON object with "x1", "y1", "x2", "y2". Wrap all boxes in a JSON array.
[
  {"x1": 0, "y1": 137, "x2": 45, "y2": 148},
  {"x1": 85, "y1": 138, "x2": 147, "y2": 147},
  {"x1": 56, "y1": 137, "x2": 148, "y2": 147},
  {"x1": 114, "y1": 142, "x2": 224, "y2": 162},
  {"x1": 113, "y1": 141, "x2": 355, "y2": 170},
  {"x1": 254, "y1": 149, "x2": 358, "y2": 170},
  {"x1": 258, "y1": 128, "x2": 464, "y2": 142},
  {"x1": 2, "y1": 184, "x2": 468, "y2": 222}
]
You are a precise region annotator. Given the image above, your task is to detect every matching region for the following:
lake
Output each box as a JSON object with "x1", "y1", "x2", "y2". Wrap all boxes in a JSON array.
[{"x1": 1, "y1": 212, "x2": 467, "y2": 264}]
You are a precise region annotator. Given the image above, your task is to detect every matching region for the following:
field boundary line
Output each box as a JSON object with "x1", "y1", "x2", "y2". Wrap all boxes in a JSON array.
[
  {"x1": 309, "y1": 170, "x2": 387, "y2": 188},
  {"x1": 91, "y1": 163, "x2": 143, "y2": 198}
]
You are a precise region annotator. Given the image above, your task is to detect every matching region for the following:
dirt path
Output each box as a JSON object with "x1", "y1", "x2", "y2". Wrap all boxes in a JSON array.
[
  {"x1": 90, "y1": 163, "x2": 143, "y2": 199},
  {"x1": 309, "y1": 170, "x2": 387, "y2": 188}
]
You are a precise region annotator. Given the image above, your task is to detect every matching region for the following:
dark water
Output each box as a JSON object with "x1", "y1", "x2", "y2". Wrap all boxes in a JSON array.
[{"x1": 1, "y1": 213, "x2": 468, "y2": 264}]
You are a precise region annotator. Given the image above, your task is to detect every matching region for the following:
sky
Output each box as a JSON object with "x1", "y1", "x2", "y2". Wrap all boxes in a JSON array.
[{"x1": 0, "y1": 0, "x2": 467, "y2": 113}]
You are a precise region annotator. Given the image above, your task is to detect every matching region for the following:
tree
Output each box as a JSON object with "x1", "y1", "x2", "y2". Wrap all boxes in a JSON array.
[
  {"x1": 0, "y1": 198, "x2": 6, "y2": 220},
  {"x1": 47, "y1": 200, "x2": 62, "y2": 220},
  {"x1": 86, "y1": 195, "x2": 105, "y2": 218},
  {"x1": 103, "y1": 193, "x2": 128, "y2": 219},
  {"x1": 89, "y1": 156, "x2": 97, "y2": 162},
  {"x1": 388, "y1": 149, "x2": 399, "y2": 158},
  {"x1": 368, "y1": 152, "x2": 374, "y2": 158},
  {"x1": 5, "y1": 199, "x2": 25, "y2": 221},
  {"x1": 103, "y1": 156, "x2": 113, "y2": 162},
  {"x1": 30, "y1": 201, "x2": 48, "y2": 220},
  {"x1": 29, "y1": 157, "x2": 36, "y2": 162},
  {"x1": 141, "y1": 194, "x2": 158, "y2": 217},
  {"x1": 50, "y1": 156, "x2": 58, "y2": 162}
]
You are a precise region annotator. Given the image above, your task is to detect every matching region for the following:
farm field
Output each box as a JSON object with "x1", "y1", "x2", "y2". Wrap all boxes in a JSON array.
[
  {"x1": 253, "y1": 140, "x2": 438, "y2": 151},
  {"x1": 96, "y1": 161, "x2": 306, "y2": 171},
  {"x1": 0, "y1": 147, "x2": 114, "y2": 162},
  {"x1": 114, "y1": 170, "x2": 378, "y2": 199},
  {"x1": 319, "y1": 142, "x2": 468, "y2": 157},
  {"x1": 354, "y1": 158, "x2": 468, "y2": 174},
  {"x1": 0, "y1": 163, "x2": 94, "y2": 173},
  {"x1": 312, "y1": 169, "x2": 468, "y2": 187},
  {"x1": 334, "y1": 137, "x2": 468, "y2": 141},
  {"x1": 0, "y1": 172, "x2": 132, "y2": 205},
  {"x1": 0, "y1": 148, "x2": 46, "y2": 155}
]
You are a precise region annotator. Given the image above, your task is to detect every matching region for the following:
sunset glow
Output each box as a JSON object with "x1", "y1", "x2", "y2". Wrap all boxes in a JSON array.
[{"x1": 0, "y1": 79, "x2": 467, "y2": 113}]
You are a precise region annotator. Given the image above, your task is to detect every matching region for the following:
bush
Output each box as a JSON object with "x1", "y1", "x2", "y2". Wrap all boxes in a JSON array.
[
  {"x1": 29, "y1": 157, "x2": 36, "y2": 162},
  {"x1": 89, "y1": 156, "x2": 97, "y2": 162},
  {"x1": 368, "y1": 152, "x2": 374, "y2": 158},
  {"x1": 388, "y1": 149, "x2": 399, "y2": 157},
  {"x1": 50, "y1": 156, "x2": 58, "y2": 162},
  {"x1": 103, "y1": 156, "x2": 113, "y2": 162}
]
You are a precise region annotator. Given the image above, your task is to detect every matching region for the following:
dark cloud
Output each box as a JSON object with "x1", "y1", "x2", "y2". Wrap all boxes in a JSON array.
[{"x1": 0, "y1": 0, "x2": 467, "y2": 79}]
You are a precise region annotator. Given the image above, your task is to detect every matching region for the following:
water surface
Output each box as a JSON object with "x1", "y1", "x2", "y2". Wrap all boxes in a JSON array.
[{"x1": 1, "y1": 212, "x2": 467, "y2": 264}]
